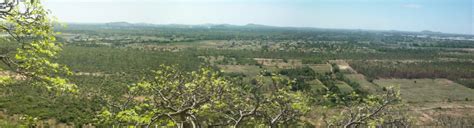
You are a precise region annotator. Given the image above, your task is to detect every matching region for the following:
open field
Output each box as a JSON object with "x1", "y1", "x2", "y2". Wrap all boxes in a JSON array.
[
  {"x1": 307, "y1": 64, "x2": 332, "y2": 73},
  {"x1": 410, "y1": 101, "x2": 474, "y2": 126},
  {"x1": 374, "y1": 79, "x2": 474, "y2": 103},
  {"x1": 335, "y1": 81, "x2": 353, "y2": 94},
  {"x1": 344, "y1": 74, "x2": 380, "y2": 94},
  {"x1": 307, "y1": 79, "x2": 327, "y2": 91},
  {"x1": 254, "y1": 58, "x2": 303, "y2": 68},
  {"x1": 217, "y1": 65, "x2": 262, "y2": 77}
]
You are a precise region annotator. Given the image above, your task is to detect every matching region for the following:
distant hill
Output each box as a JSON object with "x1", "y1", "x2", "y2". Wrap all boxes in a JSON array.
[
  {"x1": 244, "y1": 23, "x2": 274, "y2": 28},
  {"x1": 421, "y1": 30, "x2": 443, "y2": 34},
  {"x1": 105, "y1": 22, "x2": 134, "y2": 27},
  {"x1": 59, "y1": 22, "x2": 473, "y2": 37}
]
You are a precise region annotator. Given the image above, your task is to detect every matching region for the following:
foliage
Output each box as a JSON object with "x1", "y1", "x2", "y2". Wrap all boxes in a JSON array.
[
  {"x1": 455, "y1": 79, "x2": 474, "y2": 89},
  {"x1": 0, "y1": 2, "x2": 472, "y2": 126},
  {"x1": 279, "y1": 66, "x2": 316, "y2": 91},
  {"x1": 0, "y1": 81, "x2": 99, "y2": 125},
  {"x1": 350, "y1": 61, "x2": 474, "y2": 80},
  {"x1": 0, "y1": 115, "x2": 38, "y2": 128},
  {"x1": 323, "y1": 87, "x2": 411, "y2": 127},
  {"x1": 0, "y1": 75, "x2": 13, "y2": 86},
  {"x1": 0, "y1": 0, "x2": 75, "y2": 92},
  {"x1": 96, "y1": 65, "x2": 310, "y2": 127}
]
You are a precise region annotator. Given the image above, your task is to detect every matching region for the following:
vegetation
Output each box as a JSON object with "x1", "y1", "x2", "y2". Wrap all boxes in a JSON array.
[
  {"x1": 0, "y1": 1, "x2": 473, "y2": 127},
  {"x1": 97, "y1": 66, "x2": 310, "y2": 127},
  {"x1": 323, "y1": 87, "x2": 411, "y2": 127},
  {"x1": 0, "y1": 0, "x2": 75, "y2": 92}
]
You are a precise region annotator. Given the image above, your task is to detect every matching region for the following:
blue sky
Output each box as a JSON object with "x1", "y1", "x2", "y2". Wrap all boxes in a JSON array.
[{"x1": 43, "y1": 0, "x2": 473, "y2": 35}]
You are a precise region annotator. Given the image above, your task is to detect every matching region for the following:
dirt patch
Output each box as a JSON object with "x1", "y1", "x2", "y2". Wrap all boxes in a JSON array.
[
  {"x1": 254, "y1": 58, "x2": 302, "y2": 68},
  {"x1": 411, "y1": 101, "x2": 474, "y2": 126},
  {"x1": 329, "y1": 60, "x2": 357, "y2": 73},
  {"x1": 74, "y1": 72, "x2": 109, "y2": 77},
  {"x1": 307, "y1": 64, "x2": 332, "y2": 73},
  {"x1": 218, "y1": 65, "x2": 261, "y2": 76},
  {"x1": 0, "y1": 71, "x2": 26, "y2": 80}
]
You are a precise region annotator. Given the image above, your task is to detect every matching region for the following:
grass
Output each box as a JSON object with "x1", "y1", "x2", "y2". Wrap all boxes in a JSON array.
[
  {"x1": 335, "y1": 81, "x2": 353, "y2": 94},
  {"x1": 455, "y1": 78, "x2": 474, "y2": 89},
  {"x1": 307, "y1": 79, "x2": 327, "y2": 91},
  {"x1": 0, "y1": 120, "x2": 21, "y2": 128},
  {"x1": 307, "y1": 64, "x2": 332, "y2": 74},
  {"x1": 374, "y1": 79, "x2": 474, "y2": 103},
  {"x1": 254, "y1": 58, "x2": 303, "y2": 68},
  {"x1": 218, "y1": 65, "x2": 262, "y2": 77},
  {"x1": 344, "y1": 74, "x2": 380, "y2": 94}
]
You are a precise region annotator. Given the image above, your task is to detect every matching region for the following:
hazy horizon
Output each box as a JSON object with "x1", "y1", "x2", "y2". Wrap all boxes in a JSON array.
[
  {"x1": 62, "y1": 22, "x2": 472, "y2": 36},
  {"x1": 44, "y1": 0, "x2": 473, "y2": 35}
]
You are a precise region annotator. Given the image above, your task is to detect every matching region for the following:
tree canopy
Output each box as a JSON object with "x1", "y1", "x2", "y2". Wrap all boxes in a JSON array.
[
  {"x1": 97, "y1": 65, "x2": 311, "y2": 127},
  {"x1": 0, "y1": 0, "x2": 75, "y2": 92}
]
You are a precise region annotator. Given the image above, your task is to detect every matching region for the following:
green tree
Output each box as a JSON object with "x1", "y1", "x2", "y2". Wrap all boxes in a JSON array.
[
  {"x1": 323, "y1": 87, "x2": 411, "y2": 127},
  {"x1": 0, "y1": 0, "x2": 75, "y2": 92},
  {"x1": 207, "y1": 74, "x2": 310, "y2": 127},
  {"x1": 97, "y1": 65, "x2": 310, "y2": 127}
]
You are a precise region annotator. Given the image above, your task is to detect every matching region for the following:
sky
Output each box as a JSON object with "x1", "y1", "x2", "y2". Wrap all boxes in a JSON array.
[{"x1": 43, "y1": 0, "x2": 473, "y2": 35}]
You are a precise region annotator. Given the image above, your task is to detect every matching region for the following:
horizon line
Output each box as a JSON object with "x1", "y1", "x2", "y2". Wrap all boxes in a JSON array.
[{"x1": 60, "y1": 21, "x2": 474, "y2": 36}]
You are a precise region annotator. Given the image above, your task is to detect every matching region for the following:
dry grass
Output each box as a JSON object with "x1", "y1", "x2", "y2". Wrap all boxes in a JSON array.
[
  {"x1": 254, "y1": 58, "x2": 302, "y2": 68},
  {"x1": 307, "y1": 79, "x2": 327, "y2": 91},
  {"x1": 217, "y1": 65, "x2": 262, "y2": 77},
  {"x1": 344, "y1": 74, "x2": 380, "y2": 94},
  {"x1": 335, "y1": 81, "x2": 353, "y2": 94},
  {"x1": 374, "y1": 79, "x2": 474, "y2": 103},
  {"x1": 307, "y1": 64, "x2": 332, "y2": 74},
  {"x1": 409, "y1": 101, "x2": 474, "y2": 126},
  {"x1": 329, "y1": 60, "x2": 356, "y2": 73}
]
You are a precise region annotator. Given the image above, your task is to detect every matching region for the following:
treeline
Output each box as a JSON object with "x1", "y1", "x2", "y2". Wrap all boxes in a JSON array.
[
  {"x1": 350, "y1": 60, "x2": 474, "y2": 88},
  {"x1": 58, "y1": 24, "x2": 392, "y2": 42},
  {"x1": 350, "y1": 61, "x2": 474, "y2": 79}
]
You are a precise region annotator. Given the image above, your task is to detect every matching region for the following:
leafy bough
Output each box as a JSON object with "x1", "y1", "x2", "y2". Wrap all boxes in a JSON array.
[
  {"x1": 0, "y1": 0, "x2": 75, "y2": 92},
  {"x1": 97, "y1": 65, "x2": 311, "y2": 128}
]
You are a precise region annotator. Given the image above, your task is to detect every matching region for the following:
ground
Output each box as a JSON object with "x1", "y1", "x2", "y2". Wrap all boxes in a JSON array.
[
  {"x1": 308, "y1": 64, "x2": 332, "y2": 74},
  {"x1": 335, "y1": 81, "x2": 353, "y2": 94},
  {"x1": 217, "y1": 65, "x2": 262, "y2": 77},
  {"x1": 373, "y1": 78, "x2": 474, "y2": 126},
  {"x1": 344, "y1": 74, "x2": 380, "y2": 94},
  {"x1": 374, "y1": 78, "x2": 474, "y2": 103}
]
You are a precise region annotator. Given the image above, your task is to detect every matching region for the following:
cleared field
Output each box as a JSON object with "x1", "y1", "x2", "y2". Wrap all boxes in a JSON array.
[
  {"x1": 199, "y1": 56, "x2": 229, "y2": 65},
  {"x1": 307, "y1": 79, "x2": 327, "y2": 91},
  {"x1": 217, "y1": 65, "x2": 262, "y2": 77},
  {"x1": 329, "y1": 60, "x2": 356, "y2": 73},
  {"x1": 409, "y1": 101, "x2": 474, "y2": 126},
  {"x1": 455, "y1": 78, "x2": 474, "y2": 89},
  {"x1": 254, "y1": 58, "x2": 302, "y2": 68},
  {"x1": 307, "y1": 64, "x2": 332, "y2": 73},
  {"x1": 344, "y1": 74, "x2": 380, "y2": 94},
  {"x1": 335, "y1": 81, "x2": 353, "y2": 94},
  {"x1": 130, "y1": 40, "x2": 232, "y2": 51},
  {"x1": 374, "y1": 79, "x2": 474, "y2": 103}
]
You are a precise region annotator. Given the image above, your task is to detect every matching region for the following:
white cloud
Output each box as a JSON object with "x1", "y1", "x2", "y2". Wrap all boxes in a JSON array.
[{"x1": 402, "y1": 4, "x2": 422, "y2": 9}]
